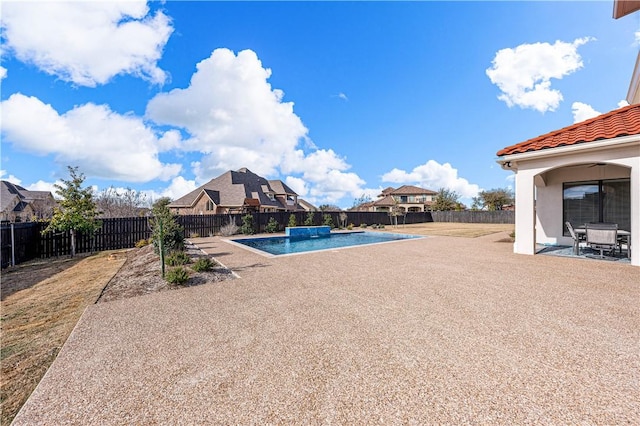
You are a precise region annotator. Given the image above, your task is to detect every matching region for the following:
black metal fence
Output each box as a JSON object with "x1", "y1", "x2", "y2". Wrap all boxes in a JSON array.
[{"x1": 1, "y1": 210, "x2": 512, "y2": 267}]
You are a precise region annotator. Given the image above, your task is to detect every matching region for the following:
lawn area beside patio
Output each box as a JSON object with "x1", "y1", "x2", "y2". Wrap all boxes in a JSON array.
[{"x1": 381, "y1": 221, "x2": 515, "y2": 238}]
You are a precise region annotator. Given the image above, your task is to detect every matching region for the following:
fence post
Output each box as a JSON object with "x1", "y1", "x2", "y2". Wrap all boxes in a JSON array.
[{"x1": 10, "y1": 223, "x2": 15, "y2": 267}]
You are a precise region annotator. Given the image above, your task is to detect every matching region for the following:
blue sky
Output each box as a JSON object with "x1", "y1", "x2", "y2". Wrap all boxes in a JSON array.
[{"x1": 1, "y1": 1, "x2": 638, "y2": 208}]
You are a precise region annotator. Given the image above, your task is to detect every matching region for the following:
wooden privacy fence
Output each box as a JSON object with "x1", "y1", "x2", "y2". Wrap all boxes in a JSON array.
[
  {"x1": 430, "y1": 210, "x2": 514, "y2": 224},
  {"x1": 1, "y1": 210, "x2": 512, "y2": 267}
]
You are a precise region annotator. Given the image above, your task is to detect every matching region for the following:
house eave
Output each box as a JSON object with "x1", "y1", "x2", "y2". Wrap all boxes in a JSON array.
[{"x1": 496, "y1": 134, "x2": 640, "y2": 170}]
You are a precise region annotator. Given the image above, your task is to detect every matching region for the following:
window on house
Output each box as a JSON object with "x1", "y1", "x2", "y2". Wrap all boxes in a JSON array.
[
  {"x1": 206, "y1": 200, "x2": 215, "y2": 211},
  {"x1": 563, "y1": 178, "x2": 630, "y2": 235}
]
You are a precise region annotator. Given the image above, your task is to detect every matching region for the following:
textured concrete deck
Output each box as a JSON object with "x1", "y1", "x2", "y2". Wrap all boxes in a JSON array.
[{"x1": 13, "y1": 232, "x2": 640, "y2": 424}]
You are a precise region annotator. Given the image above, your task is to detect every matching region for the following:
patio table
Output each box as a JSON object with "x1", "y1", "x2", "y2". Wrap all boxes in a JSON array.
[{"x1": 575, "y1": 228, "x2": 631, "y2": 259}]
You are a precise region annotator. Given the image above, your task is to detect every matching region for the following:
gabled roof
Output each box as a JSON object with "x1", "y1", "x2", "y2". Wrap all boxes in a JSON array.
[
  {"x1": 497, "y1": 104, "x2": 640, "y2": 157},
  {"x1": 267, "y1": 180, "x2": 297, "y2": 195},
  {"x1": 373, "y1": 195, "x2": 396, "y2": 206},
  {"x1": 380, "y1": 187, "x2": 395, "y2": 196},
  {"x1": 169, "y1": 168, "x2": 298, "y2": 209},
  {"x1": 1, "y1": 180, "x2": 55, "y2": 213}
]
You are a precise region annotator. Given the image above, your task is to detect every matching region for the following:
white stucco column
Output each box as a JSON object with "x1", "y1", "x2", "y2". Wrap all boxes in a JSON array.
[
  {"x1": 514, "y1": 169, "x2": 536, "y2": 255},
  {"x1": 630, "y1": 159, "x2": 639, "y2": 267}
]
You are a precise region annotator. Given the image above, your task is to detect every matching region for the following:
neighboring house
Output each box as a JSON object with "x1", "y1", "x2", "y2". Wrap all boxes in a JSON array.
[
  {"x1": 495, "y1": 104, "x2": 640, "y2": 267},
  {"x1": 0, "y1": 180, "x2": 57, "y2": 222},
  {"x1": 364, "y1": 185, "x2": 437, "y2": 213},
  {"x1": 169, "y1": 168, "x2": 313, "y2": 215},
  {"x1": 296, "y1": 198, "x2": 318, "y2": 212}
]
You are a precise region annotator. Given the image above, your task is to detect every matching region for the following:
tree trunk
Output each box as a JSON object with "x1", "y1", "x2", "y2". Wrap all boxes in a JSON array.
[{"x1": 70, "y1": 229, "x2": 76, "y2": 257}]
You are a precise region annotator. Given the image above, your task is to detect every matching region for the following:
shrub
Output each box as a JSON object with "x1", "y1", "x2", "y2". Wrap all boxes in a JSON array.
[
  {"x1": 150, "y1": 198, "x2": 184, "y2": 269},
  {"x1": 189, "y1": 232, "x2": 200, "y2": 238},
  {"x1": 192, "y1": 257, "x2": 216, "y2": 272},
  {"x1": 166, "y1": 250, "x2": 190, "y2": 266},
  {"x1": 361, "y1": 223, "x2": 367, "y2": 228},
  {"x1": 135, "y1": 238, "x2": 150, "y2": 248},
  {"x1": 288, "y1": 214, "x2": 297, "y2": 228},
  {"x1": 347, "y1": 223, "x2": 353, "y2": 230},
  {"x1": 304, "y1": 211, "x2": 315, "y2": 226},
  {"x1": 322, "y1": 214, "x2": 334, "y2": 228},
  {"x1": 240, "y1": 214, "x2": 255, "y2": 235},
  {"x1": 265, "y1": 217, "x2": 279, "y2": 233},
  {"x1": 165, "y1": 266, "x2": 190, "y2": 285}
]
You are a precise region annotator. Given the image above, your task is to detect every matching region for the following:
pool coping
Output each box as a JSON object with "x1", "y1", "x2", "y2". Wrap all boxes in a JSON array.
[{"x1": 222, "y1": 230, "x2": 425, "y2": 258}]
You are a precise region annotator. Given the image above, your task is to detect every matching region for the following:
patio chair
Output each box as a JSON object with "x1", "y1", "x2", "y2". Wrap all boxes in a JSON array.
[
  {"x1": 585, "y1": 223, "x2": 618, "y2": 259},
  {"x1": 565, "y1": 221, "x2": 583, "y2": 255}
]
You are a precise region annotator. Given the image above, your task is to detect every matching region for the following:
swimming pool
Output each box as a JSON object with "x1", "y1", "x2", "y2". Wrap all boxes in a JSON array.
[{"x1": 230, "y1": 231, "x2": 421, "y2": 256}]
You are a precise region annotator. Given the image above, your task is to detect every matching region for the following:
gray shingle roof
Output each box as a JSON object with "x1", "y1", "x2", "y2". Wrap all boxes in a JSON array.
[
  {"x1": 169, "y1": 169, "x2": 297, "y2": 210},
  {"x1": 1, "y1": 180, "x2": 55, "y2": 213}
]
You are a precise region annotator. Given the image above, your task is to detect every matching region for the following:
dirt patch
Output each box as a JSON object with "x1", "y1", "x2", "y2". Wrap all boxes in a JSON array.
[
  {"x1": 97, "y1": 241, "x2": 235, "y2": 303},
  {"x1": 382, "y1": 222, "x2": 515, "y2": 238}
]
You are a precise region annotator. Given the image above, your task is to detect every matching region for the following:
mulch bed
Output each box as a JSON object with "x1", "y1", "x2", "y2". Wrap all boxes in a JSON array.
[{"x1": 97, "y1": 241, "x2": 235, "y2": 303}]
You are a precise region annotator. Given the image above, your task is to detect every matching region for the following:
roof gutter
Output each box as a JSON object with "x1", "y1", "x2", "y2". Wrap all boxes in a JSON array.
[{"x1": 496, "y1": 134, "x2": 640, "y2": 170}]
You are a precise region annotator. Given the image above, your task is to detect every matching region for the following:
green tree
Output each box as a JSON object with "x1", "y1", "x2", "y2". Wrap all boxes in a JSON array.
[
  {"x1": 43, "y1": 166, "x2": 100, "y2": 257},
  {"x1": 288, "y1": 214, "x2": 297, "y2": 228},
  {"x1": 149, "y1": 197, "x2": 184, "y2": 277},
  {"x1": 319, "y1": 204, "x2": 341, "y2": 212},
  {"x1": 431, "y1": 188, "x2": 461, "y2": 211},
  {"x1": 476, "y1": 188, "x2": 514, "y2": 211},
  {"x1": 322, "y1": 213, "x2": 334, "y2": 228},
  {"x1": 240, "y1": 214, "x2": 255, "y2": 235},
  {"x1": 304, "y1": 211, "x2": 315, "y2": 226},
  {"x1": 265, "y1": 217, "x2": 279, "y2": 233}
]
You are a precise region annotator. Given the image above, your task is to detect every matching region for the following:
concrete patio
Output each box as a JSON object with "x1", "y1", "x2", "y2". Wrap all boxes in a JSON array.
[{"x1": 13, "y1": 231, "x2": 640, "y2": 424}]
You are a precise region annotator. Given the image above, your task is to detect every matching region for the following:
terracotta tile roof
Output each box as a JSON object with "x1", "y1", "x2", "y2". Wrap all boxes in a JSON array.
[
  {"x1": 389, "y1": 185, "x2": 437, "y2": 195},
  {"x1": 373, "y1": 195, "x2": 396, "y2": 206},
  {"x1": 496, "y1": 104, "x2": 640, "y2": 157}
]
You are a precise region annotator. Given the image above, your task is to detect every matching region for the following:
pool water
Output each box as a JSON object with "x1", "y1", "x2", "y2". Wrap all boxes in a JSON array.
[{"x1": 231, "y1": 231, "x2": 421, "y2": 256}]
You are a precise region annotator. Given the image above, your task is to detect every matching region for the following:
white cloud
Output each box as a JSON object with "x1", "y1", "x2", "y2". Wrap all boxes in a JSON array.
[
  {"x1": 146, "y1": 48, "x2": 368, "y2": 205},
  {"x1": 1, "y1": 93, "x2": 182, "y2": 182},
  {"x1": 162, "y1": 176, "x2": 197, "y2": 200},
  {"x1": 0, "y1": 170, "x2": 21, "y2": 185},
  {"x1": 0, "y1": 66, "x2": 6, "y2": 81},
  {"x1": 284, "y1": 176, "x2": 308, "y2": 197},
  {"x1": 336, "y1": 92, "x2": 348, "y2": 101},
  {"x1": 636, "y1": 30, "x2": 640, "y2": 46},
  {"x1": 147, "y1": 48, "x2": 309, "y2": 179},
  {"x1": 571, "y1": 102, "x2": 601, "y2": 123},
  {"x1": 486, "y1": 37, "x2": 594, "y2": 113},
  {"x1": 283, "y1": 149, "x2": 366, "y2": 203},
  {"x1": 381, "y1": 160, "x2": 481, "y2": 198},
  {"x1": 0, "y1": 1, "x2": 172, "y2": 87},
  {"x1": 618, "y1": 99, "x2": 630, "y2": 108},
  {"x1": 26, "y1": 180, "x2": 61, "y2": 193}
]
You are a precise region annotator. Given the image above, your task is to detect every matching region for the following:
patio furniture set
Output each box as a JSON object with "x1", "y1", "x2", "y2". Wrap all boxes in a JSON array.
[{"x1": 566, "y1": 222, "x2": 631, "y2": 260}]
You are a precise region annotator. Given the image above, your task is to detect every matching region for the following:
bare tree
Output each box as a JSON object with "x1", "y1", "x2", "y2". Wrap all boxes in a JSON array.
[{"x1": 96, "y1": 186, "x2": 149, "y2": 218}]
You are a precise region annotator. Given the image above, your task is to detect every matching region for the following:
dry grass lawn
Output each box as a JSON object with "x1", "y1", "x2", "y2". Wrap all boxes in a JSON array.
[
  {"x1": 381, "y1": 221, "x2": 515, "y2": 238},
  {"x1": 0, "y1": 251, "x2": 126, "y2": 426}
]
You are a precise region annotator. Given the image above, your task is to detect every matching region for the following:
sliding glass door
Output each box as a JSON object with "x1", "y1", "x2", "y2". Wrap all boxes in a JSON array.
[{"x1": 563, "y1": 178, "x2": 631, "y2": 234}]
